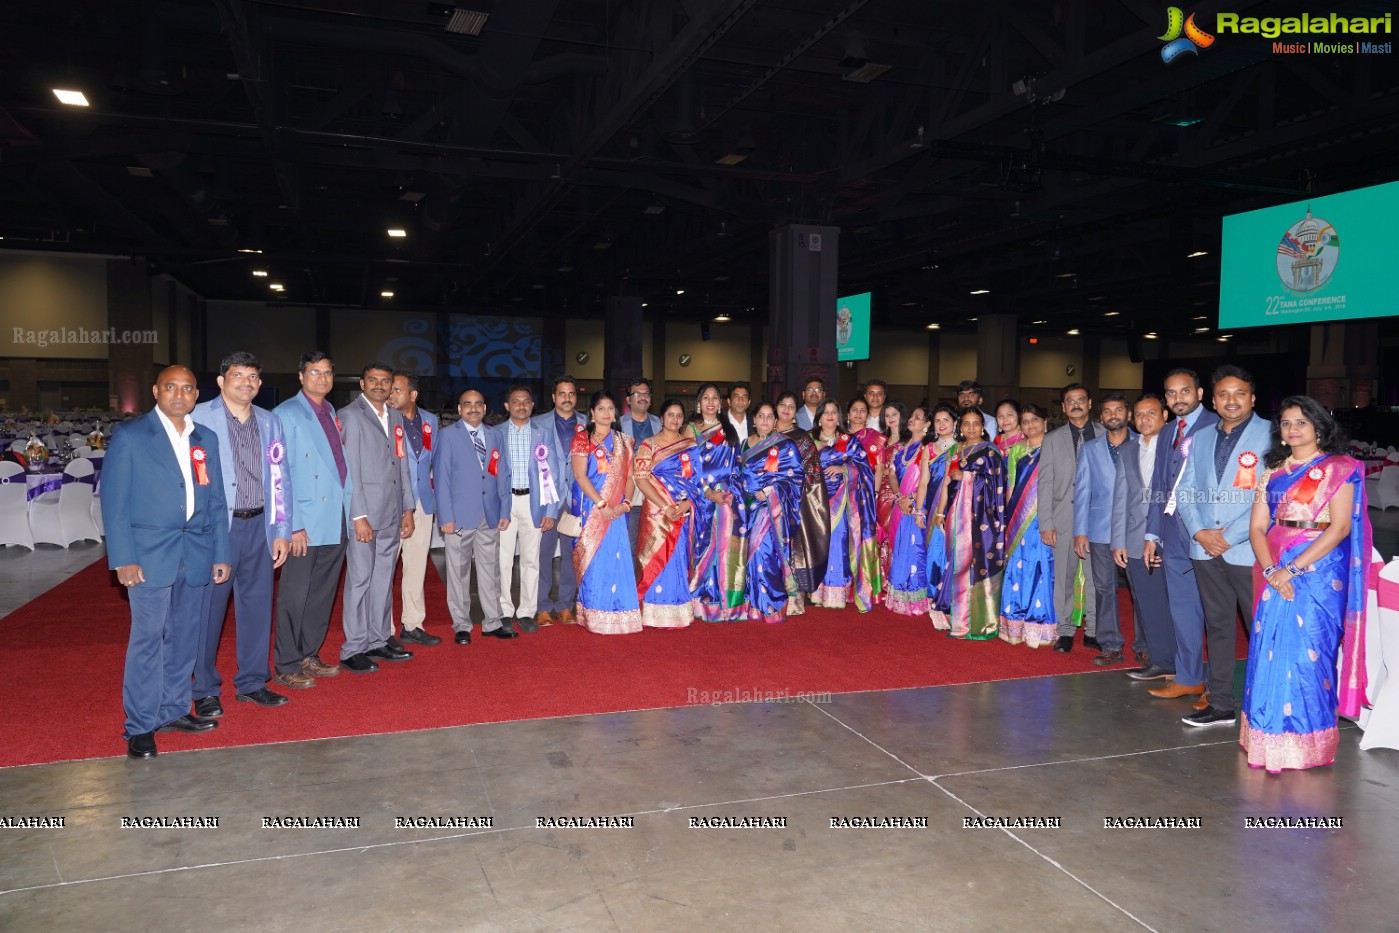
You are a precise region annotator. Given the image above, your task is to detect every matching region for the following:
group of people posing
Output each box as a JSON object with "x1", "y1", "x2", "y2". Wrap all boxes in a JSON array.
[{"x1": 106, "y1": 354, "x2": 1371, "y2": 776}]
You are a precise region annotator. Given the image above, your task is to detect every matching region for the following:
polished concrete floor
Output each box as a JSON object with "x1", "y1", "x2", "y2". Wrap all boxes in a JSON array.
[{"x1": 2, "y1": 522, "x2": 1398, "y2": 931}]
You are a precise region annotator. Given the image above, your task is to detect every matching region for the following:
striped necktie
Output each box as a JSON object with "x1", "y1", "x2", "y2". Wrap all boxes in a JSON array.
[
  {"x1": 472, "y1": 429, "x2": 487, "y2": 470},
  {"x1": 1172, "y1": 419, "x2": 1185, "y2": 450}
]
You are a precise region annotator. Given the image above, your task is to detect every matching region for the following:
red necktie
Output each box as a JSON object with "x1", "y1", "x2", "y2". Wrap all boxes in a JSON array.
[{"x1": 1172, "y1": 419, "x2": 1185, "y2": 450}]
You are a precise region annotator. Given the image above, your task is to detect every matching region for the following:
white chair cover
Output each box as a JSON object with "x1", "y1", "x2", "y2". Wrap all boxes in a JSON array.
[
  {"x1": 1360, "y1": 555, "x2": 1399, "y2": 751},
  {"x1": 29, "y1": 458, "x2": 102, "y2": 547},
  {"x1": 0, "y1": 462, "x2": 34, "y2": 550}
]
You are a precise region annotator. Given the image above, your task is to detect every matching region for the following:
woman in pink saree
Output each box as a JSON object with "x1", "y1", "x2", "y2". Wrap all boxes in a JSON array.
[{"x1": 571, "y1": 390, "x2": 642, "y2": 635}]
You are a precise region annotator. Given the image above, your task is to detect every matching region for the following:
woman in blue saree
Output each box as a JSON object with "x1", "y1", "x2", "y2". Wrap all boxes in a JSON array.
[
  {"x1": 930, "y1": 407, "x2": 1007, "y2": 639},
  {"x1": 999, "y1": 403, "x2": 1057, "y2": 647},
  {"x1": 688, "y1": 383, "x2": 746, "y2": 621},
  {"x1": 922, "y1": 404, "x2": 958, "y2": 621},
  {"x1": 811, "y1": 399, "x2": 880, "y2": 611},
  {"x1": 570, "y1": 390, "x2": 642, "y2": 635},
  {"x1": 776, "y1": 392, "x2": 829, "y2": 616},
  {"x1": 634, "y1": 400, "x2": 704, "y2": 628},
  {"x1": 884, "y1": 405, "x2": 931, "y2": 615},
  {"x1": 1244, "y1": 396, "x2": 1371, "y2": 772},
  {"x1": 739, "y1": 403, "x2": 803, "y2": 623}
]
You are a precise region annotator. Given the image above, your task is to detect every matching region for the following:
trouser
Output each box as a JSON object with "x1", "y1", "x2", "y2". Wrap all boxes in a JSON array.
[
  {"x1": 1053, "y1": 534, "x2": 1095, "y2": 638},
  {"x1": 124, "y1": 559, "x2": 209, "y2": 737},
  {"x1": 537, "y1": 524, "x2": 578, "y2": 613},
  {"x1": 1088, "y1": 543, "x2": 1122, "y2": 651},
  {"x1": 194, "y1": 512, "x2": 273, "y2": 698},
  {"x1": 446, "y1": 520, "x2": 503, "y2": 632},
  {"x1": 499, "y1": 493, "x2": 542, "y2": 618},
  {"x1": 398, "y1": 501, "x2": 434, "y2": 631},
  {"x1": 1192, "y1": 557, "x2": 1254, "y2": 713},
  {"x1": 1125, "y1": 554, "x2": 1174, "y2": 670},
  {"x1": 273, "y1": 533, "x2": 347, "y2": 674},
  {"x1": 1162, "y1": 518, "x2": 1207, "y2": 686},
  {"x1": 342, "y1": 522, "x2": 403, "y2": 660}
]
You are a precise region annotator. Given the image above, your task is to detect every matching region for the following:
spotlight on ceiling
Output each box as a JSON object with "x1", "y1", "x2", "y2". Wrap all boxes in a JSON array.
[
  {"x1": 252, "y1": 270, "x2": 268, "y2": 277},
  {"x1": 52, "y1": 88, "x2": 89, "y2": 107},
  {"x1": 386, "y1": 228, "x2": 407, "y2": 238},
  {"x1": 380, "y1": 290, "x2": 395, "y2": 298}
]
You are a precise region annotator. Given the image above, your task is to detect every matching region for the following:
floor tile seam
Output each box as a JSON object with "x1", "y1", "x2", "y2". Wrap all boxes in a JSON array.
[
  {"x1": 803, "y1": 698, "x2": 927, "y2": 776},
  {"x1": 0, "y1": 777, "x2": 927, "y2": 898},
  {"x1": 923, "y1": 777, "x2": 1161, "y2": 932},
  {"x1": 924, "y1": 739, "x2": 1242, "y2": 781}
]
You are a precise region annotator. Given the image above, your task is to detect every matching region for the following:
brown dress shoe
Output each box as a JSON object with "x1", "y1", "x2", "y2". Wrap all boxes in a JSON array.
[
  {"x1": 274, "y1": 671, "x2": 316, "y2": 690},
  {"x1": 557, "y1": 608, "x2": 577, "y2": 625},
  {"x1": 301, "y1": 655, "x2": 341, "y2": 678},
  {"x1": 535, "y1": 610, "x2": 555, "y2": 628},
  {"x1": 1148, "y1": 681, "x2": 1206, "y2": 698},
  {"x1": 1091, "y1": 649, "x2": 1125, "y2": 667},
  {"x1": 1192, "y1": 693, "x2": 1211, "y2": 711}
]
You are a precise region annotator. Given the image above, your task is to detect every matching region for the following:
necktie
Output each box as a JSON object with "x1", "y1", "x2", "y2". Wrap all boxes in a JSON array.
[
  {"x1": 1172, "y1": 419, "x2": 1185, "y2": 450},
  {"x1": 1073, "y1": 426, "x2": 1084, "y2": 459},
  {"x1": 473, "y1": 430, "x2": 487, "y2": 470}
]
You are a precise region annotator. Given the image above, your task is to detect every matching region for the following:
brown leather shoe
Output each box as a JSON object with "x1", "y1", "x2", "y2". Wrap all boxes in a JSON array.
[
  {"x1": 535, "y1": 610, "x2": 555, "y2": 628},
  {"x1": 1148, "y1": 681, "x2": 1206, "y2": 698},
  {"x1": 274, "y1": 671, "x2": 316, "y2": 690},
  {"x1": 1192, "y1": 694, "x2": 1211, "y2": 711},
  {"x1": 1091, "y1": 649, "x2": 1125, "y2": 667},
  {"x1": 557, "y1": 608, "x2": 577, "y2": 625},
  {"x1": 301, "y1": 655, "x2": 341, "y2": 678}
]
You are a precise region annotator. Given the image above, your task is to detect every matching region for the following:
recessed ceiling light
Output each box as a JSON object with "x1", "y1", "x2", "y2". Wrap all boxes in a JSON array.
[
  {"x1": 1193, "y1": 315, "x2": 1208, "y2": 320},
  {"x1": 1031, "y1": 319, "x2": 1048, "y2": 325},
  {"x1": 1103, "y1": 311, "x2": 1119, "y2": 317},
  {"x1": 1067, "y1": 328, "x2": 1080, "y2": 335},
  {"x1": 714, "y1": 314, "x2": 731, "y2": 322},
  {"x1": 969, "y1": 289, "x2": 990, "y2": 295},
  {"x1": 1194, "y1": 327, "x2": 1210, "y2": 333},
  {"x1": 269, "y1": 283, "x2": 284, "y2": 291},
  {"x1": 252, "y1": 270, "x2": 268, "y2": 277},
  {"x1": 675, "y1": 289, "x2": 685, "y2": 295},
  {"x1": 1143, "y1": 333, "x2": 1158, "y2": 339},
  {"x1": 1054, "y1": 272, "x2": 1076, "y2": 279},
  {"x1": 926, "y1": 323, "x2": 940, "y2": 330},
  {"x1": 641, "y1": 302, "x2": 648, "y2": 307},
  {"x1": 1187, "y1": 250, "x2": 1209, "y2": 258},
  {"x1": 386, "y1": 228, "x2": 407, "y2": 238},
  {"x1": 968, "y1": 317, "x2": 978, "y2": 322},
  {"x1": 1218, "y1": 334, "x2": 1233, "y2": 341},
  {"x1": 52, "y1": 89, "x2": 89, "y2": 107},
  {"x1": 237, "y1": 248, "x2": 263, "y2": 254},
  {"x1": 901, "y1": 301, "x2": 919, "y2": 307},
  {"x1": 380, "y1": 290, "x2": 395, "y2": 298}
]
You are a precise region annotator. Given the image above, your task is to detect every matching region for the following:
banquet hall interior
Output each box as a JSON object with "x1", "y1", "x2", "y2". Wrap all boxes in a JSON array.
[{"x1": 2, "y1": 0, "x2": 1399, "y2": 929}]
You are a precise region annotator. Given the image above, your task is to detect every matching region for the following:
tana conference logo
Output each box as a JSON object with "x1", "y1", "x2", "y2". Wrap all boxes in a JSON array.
[{"x1": 1158, "y1": 7, "x2": 1215, "y2": 62}]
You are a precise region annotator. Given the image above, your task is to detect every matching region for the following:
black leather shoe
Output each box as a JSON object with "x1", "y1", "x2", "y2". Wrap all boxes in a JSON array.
[
  {"x1": 386, "y1": 634, "x2": 404, "y2": 650},
  {"x1": 454, "y1": 630, "x2": 471, "y2": 645},
  {"x1": 516, "y1": 616, "x2": 540, "y2": 634},
  {"x1": 1082, "y1": 636, "x2": 1101, "y2": 651},
  {"x1": 193, "y1": 696, "x2": 224, "y2": 719},
  {"x1": 400, "y1": 628, "x2": 442, "y2": 646},
  {"x1": 1126, "y1": 665, "x2": 1176, "y2": 681},
  {"x1": 367, "y1": 643, "x2": 413, "y2": 662},
  {"x1": 1182, "y1": 705, "x2": 1237, "y2": 728},
  {"x1": 484, "y1": 625, "x2": 519, "y2": 639},
  {"x1": 157, "y1": 714, "x2": 219, "y2": 733},
  {"x1": 341, "y1": 653, "x2": 380, "y2": 673},
  {"x1": 1053, "y1": 635, "x2": 1074, "y2": 653},
  {"x1": 127, "y1": 732, "x2": 157, "y2": 759},
  {"x1": 236, "y1": 687, "x2": 290, "y2": 707}
]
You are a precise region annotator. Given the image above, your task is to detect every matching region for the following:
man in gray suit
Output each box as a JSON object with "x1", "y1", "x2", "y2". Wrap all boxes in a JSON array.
[
  {"x1": 532, "y1": 375, "x2": 587, "y2": 623},
  {"x1": 338, "y1": 362, "x2": 415, "y2": 673},
  {"x1": 1074, "y1": 392, "x2": 1134, "y2": 666},
  {"x1": 1038, "y1": 383, "x2": 1099, "y2": 652},
  {"x1": 436, "y1": 389, "x2": 514, "y2": 643},
  {"x1": 1112, "y1": 394, "x2": 1174, "y2": 680}
]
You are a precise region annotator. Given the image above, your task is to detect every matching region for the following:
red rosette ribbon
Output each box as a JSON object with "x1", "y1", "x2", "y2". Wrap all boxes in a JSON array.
[
  {"x1": 680, "y1": 451, "x2": 693, "y2": 478},
  {"x1": 835, "y1": 433, "x2": 850, "y2": 453},
  {"x1": 488, "y1": 448, "x2": 500, "y2": 477},
  {"x1": 1234, "y1": 450, "x2": 1258, "y2": 489},
  {"x1": 422, "y1": 422, "x2": 432, "y2": 451},
  {"x1": 594, "y1": 447, "x2": 609, "y2": 474},
  {"x1": 866, "y1": 442, "x2": 880, "y2": 465},
  {"x1": 190, "y1": 446, "x2": 210, "y2": 486},
  {"x1": 764, "y1": 447, "x2": 780, "y2": 473},
  {"x1": 1292, "y1": 463, "x2": 1326, "y2": 506},
  {"x1": 394, "y1": 424, "x2": 405, "y2": 458}
]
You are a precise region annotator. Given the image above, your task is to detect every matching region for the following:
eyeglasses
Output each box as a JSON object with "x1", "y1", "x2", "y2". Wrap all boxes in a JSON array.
[
  {"x1": 631, "y1": 392, "x2": 652, "y2": 399},
  {"x1": 305, "y1": 369, "x2": 335, "y2": 379},
  {"x1": 226, "y1": 372, "x2": 262, "y2": 383}
]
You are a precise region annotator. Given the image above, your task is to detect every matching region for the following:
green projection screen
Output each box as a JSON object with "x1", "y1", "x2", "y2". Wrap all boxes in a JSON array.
[
  {"x1": 836, "y1": 291, "x2": 871, "y2": 361},
  {"x1": 1219, "y1": 180, "x2": 1399, "y2": 329}
]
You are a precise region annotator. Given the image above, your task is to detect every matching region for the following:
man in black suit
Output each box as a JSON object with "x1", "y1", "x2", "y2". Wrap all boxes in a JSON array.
[{"x1": 720, "y1": 381, "x2": 754, "y2": 447}]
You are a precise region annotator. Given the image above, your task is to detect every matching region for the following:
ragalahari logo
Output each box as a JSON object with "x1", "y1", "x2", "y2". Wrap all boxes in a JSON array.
[{"x1": 1159, "y1": 7, "x2": 1215, "y2": 62}]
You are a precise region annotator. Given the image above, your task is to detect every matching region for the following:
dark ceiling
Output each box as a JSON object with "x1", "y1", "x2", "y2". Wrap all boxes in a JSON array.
[{"x1": 1, "y1": 0, "x2": 1396, "y2": 339}]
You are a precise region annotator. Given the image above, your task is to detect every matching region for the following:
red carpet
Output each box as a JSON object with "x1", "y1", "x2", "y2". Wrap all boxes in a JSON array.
[{"x1": 1, "y1": 560, "x2": 1246, "y2": 767}]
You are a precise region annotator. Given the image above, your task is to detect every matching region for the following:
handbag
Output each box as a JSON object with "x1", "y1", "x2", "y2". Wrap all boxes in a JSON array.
[{"x1": 556, "y1": 510, "x2": 582, "y2": 537}]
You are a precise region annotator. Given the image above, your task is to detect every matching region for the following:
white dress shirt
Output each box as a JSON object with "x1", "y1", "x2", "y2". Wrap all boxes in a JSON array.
[
  {"x1": 728, "y1": 410, "x2": 749, "y2": 446},
  {"x1": 1139, "y1": 433, "x2": 1158, "y2": 489},
  {"x1": 363, "y1": 393, "x2": 390, "y2": 436},
  {"x1": 154, "y1": 406, "x2": 196, "y2": 520}
]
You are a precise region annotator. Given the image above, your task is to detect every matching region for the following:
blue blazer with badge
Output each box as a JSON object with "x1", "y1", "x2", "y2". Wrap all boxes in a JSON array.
[
  {"x1": 191, "y1": 396, "x2": 293, "y2": 554},
  {"x1": 530, "y1": 410, "x2": 587, "y2": 515},
  {"x1": 1175, "y1": 413, "x2": 1271, "y2": 566},
  {"x1": 1073, "y1": 431, "x2": 1134, "y2": 544},
  {"x1": 1145, "y1": 408, "x2": 1220, "y2": 543},
  {"x1": 273, "y1": 391, "x2": 354, "y2": 546},
  {"x1": 500, "y1": 417, "x2": 563, "y2": 527},
  {"x1": 103, "y1": 411, "x2": 232, "y2": 586},
  {"x1": 403, "y1": 410, "x2": 438, "y2": 516},
  {"x1": 434, "y1": 420, "x2": 511, "y2": 529}
]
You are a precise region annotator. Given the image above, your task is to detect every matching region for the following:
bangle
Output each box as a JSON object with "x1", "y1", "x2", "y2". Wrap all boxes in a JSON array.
[
  {"x1": 1262, "y1": 564, "x2": 1279, "y2": 577},
  {"x1": 934, "y1": 513, "x2": 945, "y2": 520},
  {"x1": 1286, "y1": 561, "x2": 1309, "y2": 576}
]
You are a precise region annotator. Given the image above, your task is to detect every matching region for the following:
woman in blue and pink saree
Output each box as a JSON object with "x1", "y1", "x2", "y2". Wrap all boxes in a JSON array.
[
  {"x1": 739, "y1": 403, "x2": 803, "y2": 623},
  {"x1": 922, "y1": 404, "x2": 959, "y2": 621},
  {"x1": 776, "y1": 392, "x2": 829, "y2": 616},
  {"x1": 634, "y1": 400, "x2": 704, "y2": 629},
  {"x1": 810, "y1": 400, "x2": 880, "y2": 611},
  {"x1": 884, "y1": 405, "x2": 931, "y2": 616},
  {"x1": 1244, "y1": 396, "x2": 1372, "y2": 773},
  {"x1": 999, "y1": 403, "x2": 1056, "y2": 647},
  {"x1": 570, "y1": 390, "x2": 642, "y2": 635},
  {"x1": 688, "y1": 383, "x2": 747, "y2": 622},
  {"x1": 929, "y1": 407, "x2": 1007, "y2": 639}
]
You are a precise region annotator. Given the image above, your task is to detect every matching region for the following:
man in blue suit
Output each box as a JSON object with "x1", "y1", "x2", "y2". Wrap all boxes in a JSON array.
[
  {"x1": 389, "y1": 371, "x2": 442, "y2": 647},
  {"x1": 1073, "y1": 392, "x2": 1135, "y2": 666},
  {"x1": 1144, "y1": 368, "x2": 1219, "y2": 702},
  {"x1": 532, "y1": 375, "x2": 587, "y2": 623},
  {"x1": 1112, "y1": 394, "x2": 1174, "y2": 679},
  {"x1": 498, "y1": 385, "x2": 561, "y2": 633},
  {"x1": 1174, "y1": 364, "x2": 1271, "y2": 728},
  {"x1": 189, "y1": 352, "x2": 292, "y2": 718},
  {"x1": 271, "y1": 352, "x2": 355, "y2": 689},
  {"x1": 436, "y1": 389, "x2": 514, "y2": 642},
  {"x1": 104, "y1": 366, "x2": 232, "y2": 759}
]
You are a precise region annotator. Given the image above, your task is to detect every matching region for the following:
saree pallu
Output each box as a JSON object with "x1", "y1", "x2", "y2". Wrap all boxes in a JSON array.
[
  {"x1": 998, "y1": 444, "x2": 1056, "y2": 647},
  {"x1": 1242, "y1": 455, "x2": 1371, "y2": 772},
  {"x1": 929, "y1": 442, "x2": 1007, "y2": 638},
  {"x1": 783, "y1": 427, "x2": 831, "y2": 601},
  {"x1": 885, "y1": 441, "x2": 928, "y2": 616},
  {"x1": 689, "y1": 423, "x2": 747, "y2": 621},
  {"x1": 923, "y1": 444, "x2": 953, "y2": 618},
  {"x1": 740, "y1": 434, "x2": 803, "y2": 623},
  {"x1": 995, "y1": 431, "x2": 1026, "y2": 459},
  {"x1": 813, "y1": 434, "x2": 881, "y2": 611},
  {"x1": 571, "y1": 432, "x2": 642, "y2": 634},
  {"x1": 635, "y1": 437, "x2": 704, "y2": 628},
  {"x1": 854, "y1": 428, "x2": 893, "y2": 590}
]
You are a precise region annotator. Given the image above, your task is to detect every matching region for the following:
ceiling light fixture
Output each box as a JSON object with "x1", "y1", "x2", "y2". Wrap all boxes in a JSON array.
[
  {"x1": 969, "y1": 289, "x2": 990, "y2": 295},
  {"x1": 1187, "y1": 250, "x2": 1209, "y2": 258},
  {"x1": 1067, "y1": 328, "x2": 1080, "y2": 336},
  {"x1": 237, "y1": 248, "x2": 263, "y2": 254},
  {"x1": 1194, "y1": 327, "x2": 1210, "y2": 333},
  {"x1": 1054, "y1": 272, "x2": 1076, "y2": 279},
  {"x1": 381, "y1": 290, "x2": 395, "y2": 298},
  {"x1": 675, "y1": 288, "x2": 685, "y2": 295},
  {"x1": 926, "y1": 323, "x2": 940, "y2": 330},
  {"x1": 1103, "y1": 311, "x2": 1120, "y2": 317},
  {"x1": 52, "y1": 89, "x2": 89, "y2": 107},
  {"x1": 386, "y1": 228, "x2": 407, "y2": 238},
  {"x1": 269, "y1": 283, "x2": 284, "y2": 291},
  {"x1": 1143, "y1": 333, "x2": 1159, "y2": 340},
  {"x1": 1031, "y1": 319, "x2": 1048, "y2": 325},
  {"x1": 252, "y1": 270, "x2": 268, "y2": 277},
  {"x1": 444, "y1": 8, "x2": 489, "y2": 35},
  {"x1": 714, "y1": 314, "x2": 731, "y2": 322}
]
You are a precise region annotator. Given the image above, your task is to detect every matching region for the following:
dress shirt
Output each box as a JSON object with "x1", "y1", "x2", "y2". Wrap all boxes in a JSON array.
[
  {"x1": 225, "y1": 406, "x2": 264, "y2": 511},
  {"x1": 303, "y1": 390, "x2": 347, "y2": 486},
  {"x1": 507, "y1": 419, "x2": 533, "y2": 487},
  {"x1": 1069, "y1": 422, "x2": 1088, "y2": 459},
  {"x1": 1213, "y1": 420, "x2": 1247, "y2": 482},
  {"x1": 403, "y1": 407, "x2": 424, "y2": 456},
  {"x1": 1106, "y1": 431, "x2": 1127, "y2": 468},
  {"x1": 363, "y1": 394, "x2": 390, "y2": 437},
  {"x1": 1138, "y1": 433, "x2": 1158, "y2": 489},
  {"x1": 554, "y1": 412, "x2": 576, "y2": 451},
  {"x1": 154, "y1": 407, "x2": 195, "y2": 520},
  {"x1": 796, "y1": 406, "x2": 819, "y2": 431},
  {"x1": 727, "y1": 411, "x2": 748, "y2": 446}
]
